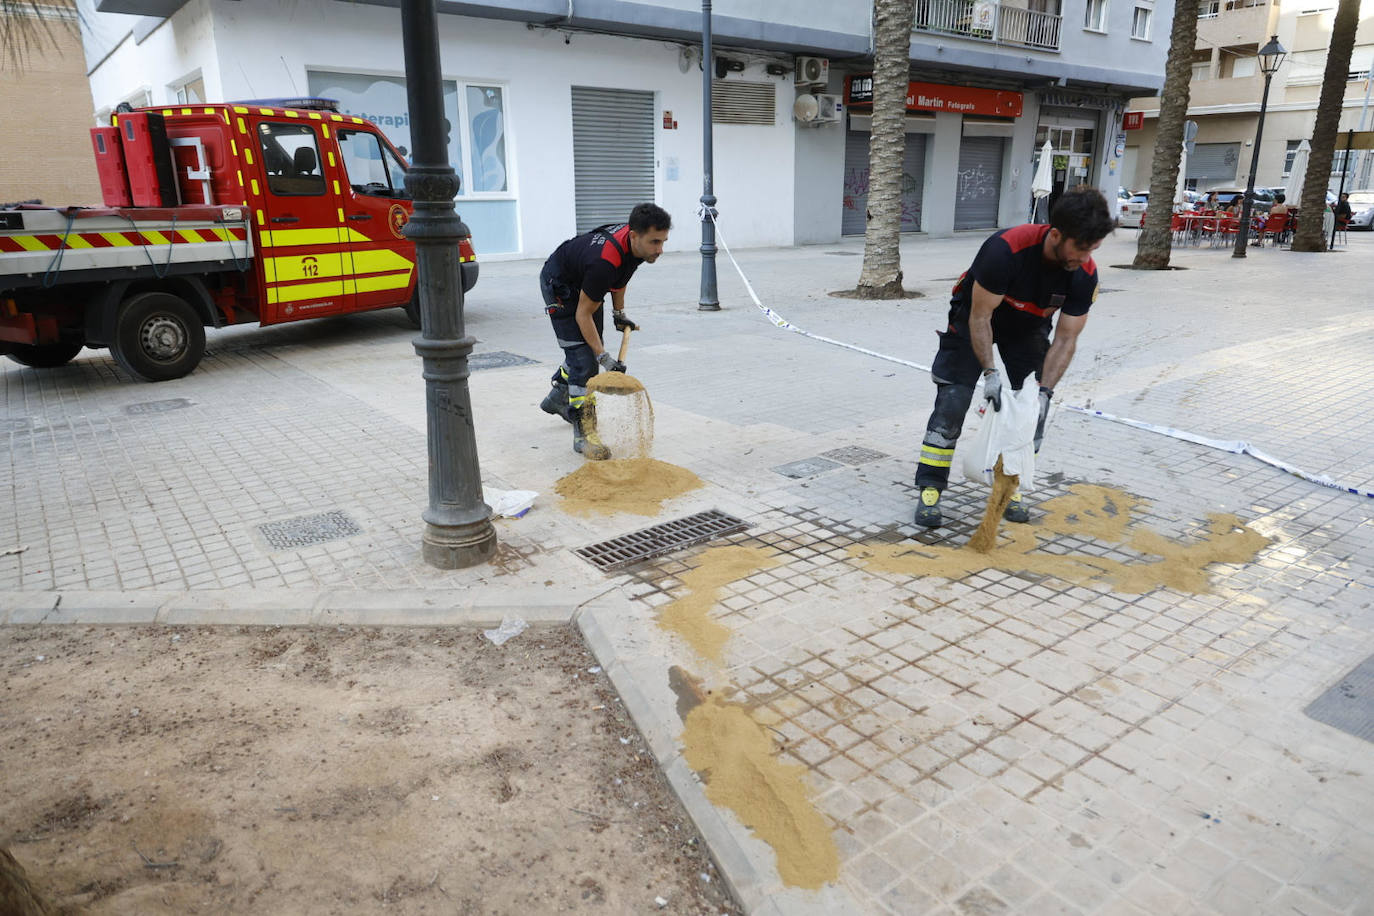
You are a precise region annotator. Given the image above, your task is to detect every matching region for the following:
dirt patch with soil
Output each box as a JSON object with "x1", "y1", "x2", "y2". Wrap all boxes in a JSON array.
[{"x1": 0, "y1": 625, "x2": 741, "y2": 915}]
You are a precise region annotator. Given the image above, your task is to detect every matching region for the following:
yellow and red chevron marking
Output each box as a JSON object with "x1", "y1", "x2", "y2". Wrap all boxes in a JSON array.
[{"x1": 0, "y1": 226, "x2": 248, "y2": 254}]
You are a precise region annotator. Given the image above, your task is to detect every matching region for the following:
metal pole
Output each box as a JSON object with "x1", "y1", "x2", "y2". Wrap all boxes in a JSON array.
[
  {"x1": 1232, "y1": 70, "x2": 1273, "y2": 258},
  {"x1": 400, "y1": 0, "x2": 497, "y2": 568},
  {"x1": 1357, "y1": 56, "x2": 1373, "y2": 187},
  {"x1": 698, "y1": 0, "x2": 720, "y2": 311}
]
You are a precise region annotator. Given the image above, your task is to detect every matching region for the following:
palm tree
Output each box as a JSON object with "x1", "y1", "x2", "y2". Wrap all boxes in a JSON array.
[
  {"x1": 855, "y1": 0, "x2": 916, "y2": 298},
  {"x1": 1291, "y1": 0, "x2": 1360, "y2": 252},
  {"x1": 1, "y1": 1, "x2": 76, "y2": 70},
  {"x1": 1130, "y1": 0, "x2": 1198, "y2": 269}
]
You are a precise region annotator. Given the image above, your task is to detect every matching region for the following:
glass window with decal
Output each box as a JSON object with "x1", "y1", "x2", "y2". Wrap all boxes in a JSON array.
[
  {"x1": 337, "y1": 129, "x2": 409, "y2": 199},
  {"x1": 258, "y1": 123, "x2": 326, "y2": 196}
]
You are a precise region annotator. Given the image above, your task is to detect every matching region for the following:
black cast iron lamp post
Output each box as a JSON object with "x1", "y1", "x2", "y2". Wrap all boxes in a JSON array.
[
  {"x1": 400, "y1": 0, "x2": 498, "y2": 568},
  {"x1": 1233, "y1": 35, "x2": 1287, "y2": 258},
  {"x1": 698, "y1": 0, "x2": 721, "y2": 311}
]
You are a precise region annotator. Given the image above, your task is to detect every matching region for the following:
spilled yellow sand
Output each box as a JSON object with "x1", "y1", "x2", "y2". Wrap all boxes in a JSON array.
[
  {"x1": 554, "y1": 458, "x2": 702, "y2": 516},
  {"x1": 586, "y1": 372, "x2": 646, "y2": 394},
  {"x1": 967, "y1": 459, "x2": 1018, "y2": 553},
  {"x1": 852, "y1": 483, "x2": 1269, "y2": 594},
  {"x1": 658, "y1": 545, "x2": 781, "y2": 664},
  {"x1": 677, "y1": 676, "x2": 839, "y2": 890}
]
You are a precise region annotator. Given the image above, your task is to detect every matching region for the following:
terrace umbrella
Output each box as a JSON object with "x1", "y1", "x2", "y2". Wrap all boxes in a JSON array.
[
  {"x1": 1175, "y1": 142, "x2": 1189, "y2": 208},
  {"x1": 1030, "y1": 139, "x2": 1053, "y2": 222},
  {"x1": 1286, "y1": 139, "x2": 1311, "y2": 209}
]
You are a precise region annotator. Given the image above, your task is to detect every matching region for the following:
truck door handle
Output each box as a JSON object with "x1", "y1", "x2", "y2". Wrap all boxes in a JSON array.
[
  {"x1": 347, "y1": 214, "x2": 372, "y2": 221},
  {"x1": 271, "y1": 216, "x2": 300, "y2": 224}
]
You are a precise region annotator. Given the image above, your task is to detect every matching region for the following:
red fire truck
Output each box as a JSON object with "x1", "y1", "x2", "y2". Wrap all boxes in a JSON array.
[{"x1": 0, "y1": 98, "x2": 477, "y2": 382}]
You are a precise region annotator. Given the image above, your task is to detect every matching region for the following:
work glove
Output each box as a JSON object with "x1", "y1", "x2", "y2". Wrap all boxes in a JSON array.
[
  {"x1": 1034, "y1": 386, "x2": 1053, "y2": 451},
  {"x1": 613, "y1": 310, "x2": 639, "y2": 332},
  {"x1": 597, "y1": 351, "x2": 626, "y2": 373},
  {"x1": 981, "y1": 368, "x2": 1003, "y2": 412}
]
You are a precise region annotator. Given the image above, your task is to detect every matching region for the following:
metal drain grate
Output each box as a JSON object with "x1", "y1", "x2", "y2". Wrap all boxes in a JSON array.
[
  {"x1": 125, "y1": 398, "x2": 193, "y2": 415},
  {"x1": 1304, "y1": 653, "x2": 1374, "y2": 743},
  {"x1": 469, "y1": 351, "x2": 538, "y2": 371},
  {"x1": 574, "y1": 509, "x2": 749, "y2": 572},
  {"x1": 821, "y1": 446, "x2": 889, "y2": 465},
  {"x1": 257, "y1": 510, "x2": 363, "y2": 550}
]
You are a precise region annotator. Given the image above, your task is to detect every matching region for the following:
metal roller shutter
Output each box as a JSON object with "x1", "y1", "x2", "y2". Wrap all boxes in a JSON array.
[
  {"x1": 841, "y1": 130, "x2": 926, "y2": 236},
  {"x1": 1186, "y1": 142, "x2": 1241, "y2": 182},
  {"x1": 571, "y1": 87, "x2": 655, "y2": 232},
  {"x1": 954, "y1": 136, "x2": 1005, "y2": 230}
]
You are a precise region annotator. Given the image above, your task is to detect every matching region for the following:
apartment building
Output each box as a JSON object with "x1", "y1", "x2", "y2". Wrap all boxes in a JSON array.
[
  {"x1": 1124, "y1": 0, "x2": 1374, "y2": 196},
  {"x1": 81, "y1": 0, "x2": 1168, "y2": 254},
  {"x1": 1, "y1": 2, "x2": 102, "y2": 205}
]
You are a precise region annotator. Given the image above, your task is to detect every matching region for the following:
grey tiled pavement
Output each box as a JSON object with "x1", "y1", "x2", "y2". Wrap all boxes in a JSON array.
[{"x1": 4, "y1": 228, "x2": 1373, "y2": 915}]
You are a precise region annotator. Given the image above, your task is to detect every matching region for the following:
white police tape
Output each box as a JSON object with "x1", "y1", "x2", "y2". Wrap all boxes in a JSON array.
[{"x1": 705, "y1": 209, "x2": 1374, "y2": 501}]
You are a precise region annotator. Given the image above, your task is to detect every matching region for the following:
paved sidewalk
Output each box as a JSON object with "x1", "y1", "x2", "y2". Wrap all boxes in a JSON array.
[{"x1": 4, "y1": 228, "x2": 1373, "y2": 915}]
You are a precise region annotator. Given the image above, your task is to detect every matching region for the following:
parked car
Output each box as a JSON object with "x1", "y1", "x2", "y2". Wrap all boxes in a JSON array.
[
  {"x1": 1346, "y1": 189, "x2": 1374, "y2": 229},
  {"x1": 1120, "y1": 191, "x2": 1149, "y2": 227},
  {"x1": 1268, "y1": 187, "x2": 1337, "y2": 208},
  {"x1": 1207, "y1": 187, "x2": 1275, "y2": 213}
]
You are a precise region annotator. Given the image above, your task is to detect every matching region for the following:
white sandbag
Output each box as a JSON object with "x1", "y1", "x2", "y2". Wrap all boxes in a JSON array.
[{"x1": 960, "y1": 383, "x2": 1039, "y2": 492}]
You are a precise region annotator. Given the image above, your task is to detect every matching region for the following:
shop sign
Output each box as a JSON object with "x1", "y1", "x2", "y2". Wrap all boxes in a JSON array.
[
  {"x1": 846, "y1": 75, "x2": 1022, "y2": 118},
  {"x1": 1122, "y1": 111, "x2": 1144, "y2": 130}
]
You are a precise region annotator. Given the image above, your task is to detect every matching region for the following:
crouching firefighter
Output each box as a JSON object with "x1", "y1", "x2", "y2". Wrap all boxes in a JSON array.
[
  {"x1": 914, "y1": 187, "x2": 1113, "y2": 527},
  {"x1": 539, "y1": 203, "x2": 672, "y2": 459}
]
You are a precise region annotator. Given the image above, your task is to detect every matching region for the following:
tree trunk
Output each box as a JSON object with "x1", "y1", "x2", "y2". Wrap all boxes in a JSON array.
[
  {"x1": 1291, "y1": 0, "x2": 1360, "y2": 252},
  {"x1": 0, "y1": 848, "x2": 56, "y2": 916},
  {"x1": 1130, "y1": 0, "x2": 1197, "y2": 269},
  {"x1": 855, "y1": 0, "x2": 916, "y2": 298}
]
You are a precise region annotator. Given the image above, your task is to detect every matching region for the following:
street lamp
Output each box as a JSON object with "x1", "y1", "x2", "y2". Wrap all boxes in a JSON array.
[
  {"x1": 1233, "y1": 34, "x2": 1287, "y2": 258},
  {"x1": 698, "y1": 0, "x2": 721, "y2": 311},
  {"x1": 400, "y1": 0, "x2": 498, "y2": 568}
]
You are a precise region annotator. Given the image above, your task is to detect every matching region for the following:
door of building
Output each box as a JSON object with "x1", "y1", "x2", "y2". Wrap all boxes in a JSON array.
[
  {"x1": 841, "y1": 130, "x2": 927, "y2": 236},
  {"x1": 571, "y1": 87, "x2": 655, "y2": 232},
  {"x1": 954, "y1": 136, "x2": 1005, "y2": 230}
]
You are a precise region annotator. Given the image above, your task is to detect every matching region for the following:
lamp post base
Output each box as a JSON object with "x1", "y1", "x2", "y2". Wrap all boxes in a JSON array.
[{"x1": 422, "y1": 520, "x2": 497, "y2": 569}]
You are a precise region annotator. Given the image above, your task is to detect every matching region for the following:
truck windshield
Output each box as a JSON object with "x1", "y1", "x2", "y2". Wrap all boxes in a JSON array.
[{"x1": 338, "y1": 129, "x2": 409, "y2": 199}]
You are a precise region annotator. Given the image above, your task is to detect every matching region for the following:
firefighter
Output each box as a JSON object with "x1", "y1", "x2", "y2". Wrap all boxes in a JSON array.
[
  {"x1": 539, "y1": 203, "x2": 672, "y2": 459},
  {"x1": 914, "y1": 187, "x2": 1113, "y2": 527}
]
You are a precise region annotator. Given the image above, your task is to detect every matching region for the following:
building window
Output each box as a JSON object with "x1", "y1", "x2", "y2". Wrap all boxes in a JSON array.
[
  {"x1": 1191, "y1": 61, "x2": 1211, "y2": 80},
  {"x1": 173, "y1": 76, "x2": 205, "y2": 105},
  {"x1": 1283, "y1": 139, "x2": 1300, "y2": 175},
  {"x1": 1084, "y1": 0, "x2": 1108, "y2": 31},
  {"x1": 1131, "y1": 6, "x2": 1152, "y2": 38},
  {"x1": 1198, "y1": 0, "x2": 1220, "y2": 18},
  {"x1": 1231, "y1": 55, "x2": 1258, "y2": 78},
  {"x1": 1332, "y1": 149, "x2": 1354, "y2": 175},
  {"x1": 1224, "y1": 0, "x2": 1265, "y2": 9}
]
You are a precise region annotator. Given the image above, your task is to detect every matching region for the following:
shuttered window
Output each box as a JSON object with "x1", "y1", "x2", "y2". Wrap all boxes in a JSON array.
[
  {"x1": 1186, "y1": 142, "x2": 1240, "y2": 181},
  {"x1": 841, "y1": 130, "x2": 927, "y2": 236},
  {"x1": 711, "y1": 80, "x2": 776, "y2": 126},
  {"x1": 571, "y1": 87, "x2": 656, "y2": 232},
  {"x1": 954, "y1": 136, "x2": 1005, "y2": 230}
]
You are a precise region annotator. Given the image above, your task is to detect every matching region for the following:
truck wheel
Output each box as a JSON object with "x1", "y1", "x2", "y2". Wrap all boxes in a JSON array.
[
  {"x1": 402, "y1": 296, "x2": 422, "y2": 329},
  {"x1": 5, "y1": 342, "x2": 84, "y2": 369},
  {"x1": 111, "y1": 292, "x2": 206, "y2": 382}
]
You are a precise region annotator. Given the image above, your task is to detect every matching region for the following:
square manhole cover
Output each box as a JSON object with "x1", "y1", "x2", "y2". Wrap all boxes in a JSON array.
[
  {"x1": 772, "y1": 457, "x2": 843, "y2": 479},
  {"x1": 257, "y1": 510, "x2": 363, "y2": 550},
  {"x1": 125, "y1": 398, "x2": 193, "y2": 415},
  {"x1": 575, "y1": 509, "x2": 748, "y2": 572},
  {"x1": 1304, "y1": 653, "x2": 1374, "y2": 743},
  {"x1": 821, "y1": 446, "x2": 889, "y2": 465},
  {"x1": 469, "y1": 351, "x2": 537, "y2": 371}
]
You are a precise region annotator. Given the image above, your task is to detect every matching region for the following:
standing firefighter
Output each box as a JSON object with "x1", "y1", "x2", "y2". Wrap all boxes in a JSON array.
[
  {"x1": 539, "y1": 204, "x2": 672, "y2": 459},
  {"x1": 914, "y1": 187, "x2": 1113, "y2": 527}
]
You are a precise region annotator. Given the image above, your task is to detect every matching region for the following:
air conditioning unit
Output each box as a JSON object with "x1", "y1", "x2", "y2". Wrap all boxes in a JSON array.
[
  {"x1": 792, "y1": 92, "x2": 841, "y2": 126},
  {"x1": 795, "y1": 56, "x2": 830, "y2": 87}
]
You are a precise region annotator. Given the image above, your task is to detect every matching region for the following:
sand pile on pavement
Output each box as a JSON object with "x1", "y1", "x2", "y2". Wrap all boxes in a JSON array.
[
  {"x1": 555, "y1": 458, "x2": 702, "y2": 516},
  {"x1": 967, "y1": 458, "x2": 1018, "y2": 553}
]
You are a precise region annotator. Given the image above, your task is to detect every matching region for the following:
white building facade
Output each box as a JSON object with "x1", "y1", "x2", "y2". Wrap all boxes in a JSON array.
[{"x1": 82, "y1": 0, "x2": 1169, "y2": 258}]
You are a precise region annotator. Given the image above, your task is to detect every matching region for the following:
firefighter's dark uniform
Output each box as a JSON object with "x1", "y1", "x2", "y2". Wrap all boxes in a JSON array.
[
  {"x1": 915, "y1": 222, "x2": 1098, "y2": 492},
  {"x1": 539, "y1": 223, "x2": 643, "y2": 456}
]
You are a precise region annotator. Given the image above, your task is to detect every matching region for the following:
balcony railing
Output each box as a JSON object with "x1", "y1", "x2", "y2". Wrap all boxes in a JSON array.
[{"x1": 914, "y1": 0, "x2": 1062, "y2": 53}]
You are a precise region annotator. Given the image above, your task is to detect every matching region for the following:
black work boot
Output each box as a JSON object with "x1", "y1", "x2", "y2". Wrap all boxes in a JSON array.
[
  {"x1": 1004, "y1": 492, "x2": 1030, "y2": 523},
  {"x1": 915, "y1": 487, "x2": 943, "y2": 528},
  {"x1": 540, "y1": 381, "x2": 573, "y2": 423},
  {"x1": 572, "y1": 404, "x2": 611, "y2": 460}
]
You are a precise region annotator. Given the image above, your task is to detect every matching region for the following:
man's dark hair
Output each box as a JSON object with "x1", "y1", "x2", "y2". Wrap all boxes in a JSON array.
[
  {"x1": 1275, "y1": 193, "x2": 1286, "y2": 203},
  {"x1": 628, "y1": 202, "x2": 672, "y2": 233},
  {"x1": 1049, "y1": 187, "x2": 1114, "y2": 244}
]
